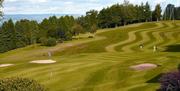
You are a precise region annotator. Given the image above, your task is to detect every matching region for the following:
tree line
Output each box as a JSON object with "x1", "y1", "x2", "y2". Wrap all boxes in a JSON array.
[
  {"x1": 0, "y1": 0, "x2": 179, "y2": 53},
  {"x1": 97, "y1": 1, "x2": 161, "y2": 28},
  {"x1": 163, "y1": 4, "x2": 180, "y2": 20},
  {"x1": 0, "y1": 14, "x2": 99, "y2": 53}
]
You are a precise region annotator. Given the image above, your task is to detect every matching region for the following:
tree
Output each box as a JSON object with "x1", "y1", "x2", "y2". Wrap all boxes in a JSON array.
[
  {"x1": 57, "y1": 16, "x2": 74, "y2": 40},
  {"x1": 121, "y1": 0, "x2": 138, "y2": 25},
  {"x1": 163, "y1": 4, "x2": 175, "y2": 20},
  {"x1": 1, "y1": 19, "x2": 16, "y2": 51},
  {"x1": 0, "y1": 0, "x2": 3, "y2": 21},
  {"x1": 85, "y1": 10, "x2": 98, "y2": 32},
  {"x1": 109, "y1": 4, "x2": 122, "y2": 27},
  {"x1": 154, "y1": 4, "x2": 162, "y2": 21},
  {"x1": 97, "y1": 8, "x2": 111, "y2": 28},
  {"x1": 144, "y1": 2, "x2": 151, "y2": 22},
  {"x1": 0, "y1": 0, "x2": 4, "y2": 52},
  {"x1": 71, "y1": 23, "x2": 84, "y2": 36},
  {"x1": 1, "y1": 0, "x2": 171, "y2": 52},
  {"x1": 138, "y1": 3, "x2": 146, "y2": 22},
  {"x1": 40, "y1": 37, "x2": 57, "y2": 46},
  {"x1": 15, "y1": 19, "x2": 39, "y2": 45},
  {"x1": 174, "y1": 7, "x2": 180, "y2": 20},
  {"x1": 122, "y1": 0, "x2": 130, "y2": 25},
  {"x1": 47, "y1": 16, "x2": 58, "y2": 38},
  {"x1": 90, "y1": 24, "x2": 97, "y2": 34},
  {"x1": 123, "y1": 0, "x2": 129, "y2": 6}
]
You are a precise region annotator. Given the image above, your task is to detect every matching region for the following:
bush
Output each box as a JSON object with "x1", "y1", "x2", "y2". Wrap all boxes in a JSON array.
[
  {"x1": 88, "y1": 36, "x2": 94, "y2": 38},
  {"x1": 57, "y1": 39, "x2": 63, "y2": 43},
  {"x1": 0, "y1": 77, "x2": 47, "y2": 91},
  {"x1": 158, "y1": 71, "x2": 180, "y2": 91},
  {"x1": 40, "y1": 37, "x2": 57, "y2": 46},
  {"x1": 40, "y1": 37, "x2": 47, "y2": 45}
]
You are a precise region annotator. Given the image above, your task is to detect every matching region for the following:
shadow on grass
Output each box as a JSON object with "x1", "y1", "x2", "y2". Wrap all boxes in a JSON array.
[
  {"x1": 164, "y1": 44, "x2": 180, "y2": 52},
  {"x1": 146, "y1": 73, "x2": 164, "y2": 83}
]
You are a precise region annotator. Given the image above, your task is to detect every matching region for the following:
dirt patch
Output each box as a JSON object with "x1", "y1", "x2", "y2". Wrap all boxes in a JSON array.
[
  {"x1": 30, "y1": 60, "x2": 56, "y2": 64},
  {"x1": 0, "y1": 64, "x2": 14, "y2": 68},
  {"x1": 130, "y1": 63, "x2": 157, "y2": 71}
]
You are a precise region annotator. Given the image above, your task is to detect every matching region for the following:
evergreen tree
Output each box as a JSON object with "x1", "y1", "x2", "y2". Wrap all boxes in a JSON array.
[
  {"x1": 39, "y1": 18, "x2": 50, "y2": 38},
  {"x1": 0, "y1": 0, "x2": 3, "y2": 21},
  {"x1": 163, "y1": 4, "x2": 175, "y2": 20},
  {"x1": 144, "y1": 2, "x2": 151, "y2": 22},
  {"x1": 0, "y1": 0, "x2": 4, "y2": 52},
  {"x1": 97, "y1": 8, "x2": 111, "y2": 28},
  {"x1": 71, "y1": 23, "x2": 84, "y2": 36},
  {"x1": 15, "y1": 20, "x2": 39, "y2": 45},
  {"x1": 139, "y1": 3, "x2": 145, "y2": 22},
  {"x1": 1, "y1": 19, "x2": 16, "y2": 51},
  {"x1": 154, "y1": 4, "x2": 162, "y2": 21},
  {"x1": 110, "y1": 4, "x2": 122, "y2": 27},
  {"x1": 57, "y1": 16, "x2": 74, "y2": 40},
  {"x1": 174, "y1": 7, "x2": 180, "y2": 20},
  {"x1": 2, "y1": 0, "x2": 178, "y2": 53},
  {"x1": 85, "y1": 10, "x2": 98, "y2": 32}
]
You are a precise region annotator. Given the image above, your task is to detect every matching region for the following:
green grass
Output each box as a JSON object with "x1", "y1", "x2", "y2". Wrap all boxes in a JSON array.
[{"x1": 0, "y1": 21, "x2": 180, "y2": 91}]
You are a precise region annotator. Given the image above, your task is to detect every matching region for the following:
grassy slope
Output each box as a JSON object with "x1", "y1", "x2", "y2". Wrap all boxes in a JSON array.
[{"x1": 0, "y1": 21, "x2": 180, "y2": 91}]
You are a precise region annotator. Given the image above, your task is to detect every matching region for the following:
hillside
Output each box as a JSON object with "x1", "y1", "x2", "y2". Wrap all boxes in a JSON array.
[{"x1": 0, "y1": 21, "x2": 180, "y2": 91}]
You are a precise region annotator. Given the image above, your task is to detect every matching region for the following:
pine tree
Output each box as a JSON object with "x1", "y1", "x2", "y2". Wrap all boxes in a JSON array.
[
  {"x1": 1, "y1": 19, "x2": 16, "y2": 51},
  {"x1": 163, "y1": 4, "x2": 175, "y2": 20},
  {"x1": 85, "y1": 10, "x2": 98, "y2": 32},
  {"x1": 0, "y1": 0, "x2": 3, "y2": 21},
  {"x1": 144, "y1": 2, "x2": 151, "y2": 22},
  {"x1": 154, "y1": 4, "x2": 162, "y2": 21},
  {"x1": 0, "y1": 0, "x2": 4, "y2": 52},
  {"x1": 71, "y1": 23, "x2": 84, "y2": 36}
]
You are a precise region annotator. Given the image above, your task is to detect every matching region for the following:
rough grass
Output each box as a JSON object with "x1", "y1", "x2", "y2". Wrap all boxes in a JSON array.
[{"x1": 0, "y1": 21, "x2": 180, "y2": 91}]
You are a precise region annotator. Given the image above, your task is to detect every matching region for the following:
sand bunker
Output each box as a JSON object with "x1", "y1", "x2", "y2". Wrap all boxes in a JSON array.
[
  {"x1": 30, "y1": 60, "x2": 56, "y2": 64},
  {"x1": 0, "y1": 64, "x2": 14, "y2": 68},
  {"x1": 130, "y1": 63, "x2": 157, "y2": 71}
]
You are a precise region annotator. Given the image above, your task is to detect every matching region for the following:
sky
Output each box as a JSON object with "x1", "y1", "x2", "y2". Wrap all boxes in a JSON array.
[{"x1": 3, "y1": 0, "x2": 180, "y2": 15}]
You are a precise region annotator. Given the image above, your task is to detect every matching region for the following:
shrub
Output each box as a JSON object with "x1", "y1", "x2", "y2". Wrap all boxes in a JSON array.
[
  {"x1": 158, "y1": 71, "x2": 180, "y2": 91},
  {"x1": 40, "y1": 37, "x2": 47, "y2": 45},
  {"x1": 57, "y1": 39, "x2": 63, "y2": 43},
  {"x1": 0, "y1": 77, "x2": 47, "y2": 91},
  {"x1": 88, "y1": 36, "x2": 94, "y2": 38},
  {"x1": 40, "y1": 37, "x2": 57, "y2": 46},
  {"x1": 64, "y1": 32, "x2": 73, "y2": 41},
  {"x1": 46, "y1": 38, "x2": 57, "y2": 46}
]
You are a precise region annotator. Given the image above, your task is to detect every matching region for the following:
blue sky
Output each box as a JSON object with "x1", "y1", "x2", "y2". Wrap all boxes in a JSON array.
[{"x1": 4, "y1": 0, "x2": 179, "y2": 15}]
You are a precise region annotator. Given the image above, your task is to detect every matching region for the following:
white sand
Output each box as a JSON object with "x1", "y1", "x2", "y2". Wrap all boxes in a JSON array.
[
  {"x1": 0, "y1": 64, "x2": 14, "y2": 68},
  {"x1": 130, "y1": 63, "x2": 157, "y2": 71},
  {"x1": 30, "y1": 60, "x2": 56, "y2": 64}
]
